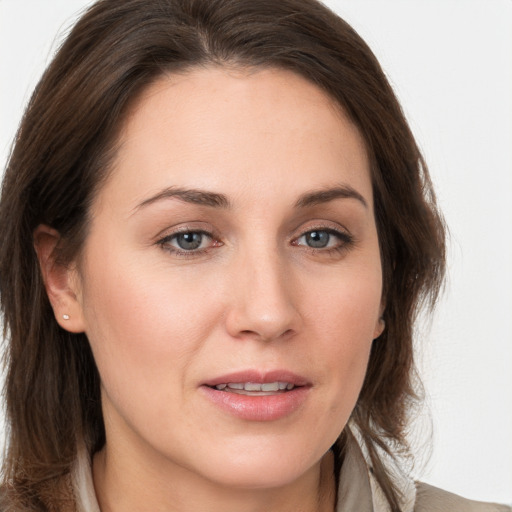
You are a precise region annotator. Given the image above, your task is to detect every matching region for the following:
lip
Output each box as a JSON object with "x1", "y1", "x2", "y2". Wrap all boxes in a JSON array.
[
  {"x1": 200, "y1": 369, "x2": 311, "y2": 422},
  {"x1": 202, "y1": 369, "x2": 310, "y2": 388}
]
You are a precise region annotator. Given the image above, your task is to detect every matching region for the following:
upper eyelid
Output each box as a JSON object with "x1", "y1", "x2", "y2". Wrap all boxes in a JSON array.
[
  {"x1": 293, "y1": 228, "x2": 352, "y2": 243},
  {"x1": 160, "y1": 227, "x2": 213, "y2": 239},
  {"x1": 155, "y1": 223, "x2": 217, "y2": 242},
  {"x1": 292, "y1": 221, "x2": 351, "y2": 238}
]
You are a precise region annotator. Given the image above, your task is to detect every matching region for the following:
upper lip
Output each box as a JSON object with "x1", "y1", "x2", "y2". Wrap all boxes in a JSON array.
[{"x1": 202, "y1": 369, "x2": 310, "y2": 388}]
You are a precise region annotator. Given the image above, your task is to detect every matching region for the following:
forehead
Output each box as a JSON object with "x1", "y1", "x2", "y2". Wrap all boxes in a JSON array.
[{"x1": 98, "y1": 66, "x2": 372, "y2": 213}]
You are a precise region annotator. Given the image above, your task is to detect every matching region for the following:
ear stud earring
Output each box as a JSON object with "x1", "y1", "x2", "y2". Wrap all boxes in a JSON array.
[{"x1": 63, "y1": 314, "x2": 70, "y2": 320}]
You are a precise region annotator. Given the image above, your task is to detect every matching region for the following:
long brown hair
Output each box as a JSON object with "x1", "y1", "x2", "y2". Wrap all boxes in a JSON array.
[{"x1": 0, "y1": 0, "x2": 445, "y2": 510}]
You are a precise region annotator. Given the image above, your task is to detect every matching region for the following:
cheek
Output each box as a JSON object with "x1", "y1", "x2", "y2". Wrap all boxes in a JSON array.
[
  {"x1": 77, "y1": 248, "x2": 225, "y2": 400},
  {"x1": 304, "y1": 265, "x2": 381, "y2": 398},
  {"x1": 77, "y1": 255, "x2": 232, "y2": 447},
  {"x1": 304, "y1": 261, "x2": 382, "y2": 342}
]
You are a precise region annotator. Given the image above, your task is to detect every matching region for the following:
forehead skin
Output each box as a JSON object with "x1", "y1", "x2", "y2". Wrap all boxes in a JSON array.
[{"x1": 92, "y1": 66, "x2": 372, "y2": 220}]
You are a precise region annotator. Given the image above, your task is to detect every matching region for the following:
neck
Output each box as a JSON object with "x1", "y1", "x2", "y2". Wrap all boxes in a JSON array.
[{"x1": 92, "y1": 443, "x2": 336, "y2": 512}]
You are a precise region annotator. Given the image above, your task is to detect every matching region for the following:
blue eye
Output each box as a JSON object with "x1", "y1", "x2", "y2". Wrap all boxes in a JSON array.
[
  {"x1": 295, "y1": 229, "x2": 351, "y2": 250},
  {"x1": 303, "y1": 230, "x2": 331, "y2": 248},
  {"x1": 174, "y1": 232, "x2": 204, "y2": 250},
  {"x1": 161, "y1": 231, "x2": 212, "y2": 252}
]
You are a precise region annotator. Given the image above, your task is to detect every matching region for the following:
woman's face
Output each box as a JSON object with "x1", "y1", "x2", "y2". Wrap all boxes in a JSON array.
[{"x1": 70, "y1": 67, "x2": 384, "y2": 488}]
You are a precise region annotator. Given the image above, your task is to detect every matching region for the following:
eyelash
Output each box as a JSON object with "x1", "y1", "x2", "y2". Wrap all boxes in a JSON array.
[
  {"x1": 157, "y1": 226, "x2": 354, "y2": 258},
  {"x1": 291, "y1": 227, "x2": 354, "y2": 255},
  {"x1": 157, "y1": 229, "x2": 220, "y2": 258}
]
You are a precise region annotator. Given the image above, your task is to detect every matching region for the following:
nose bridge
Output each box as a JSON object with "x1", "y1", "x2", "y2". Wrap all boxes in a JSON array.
[{"x1": 226, "y1": 239, "x2": 299, "y2": 341}]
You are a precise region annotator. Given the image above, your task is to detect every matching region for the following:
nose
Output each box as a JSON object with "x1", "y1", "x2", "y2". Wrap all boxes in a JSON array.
[{"x1": 224, "y1": 249, "x2": 301, "y2": 342}]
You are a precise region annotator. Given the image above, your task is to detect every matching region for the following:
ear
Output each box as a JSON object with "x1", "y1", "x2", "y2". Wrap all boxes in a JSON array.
[
  {"x1": 373, "y1": 301, "x2": 386, "y2": 340},
  {"x1": 33, "y1": 224, "x2": 86, "y2": 333}
]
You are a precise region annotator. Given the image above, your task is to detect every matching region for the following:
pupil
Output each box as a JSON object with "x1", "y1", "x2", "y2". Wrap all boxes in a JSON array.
[
  {"x1": 177, "y1": 232, "x2": 202, "y2": 250},
  {"x1": 306, "y1": 231, "x2": 329, "y2": 248}
]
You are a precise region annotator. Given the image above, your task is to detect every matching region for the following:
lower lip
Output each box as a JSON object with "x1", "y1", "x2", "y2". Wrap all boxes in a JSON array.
[{"x1": 200, "y1": 386, "x2": 310, "y2": 421}]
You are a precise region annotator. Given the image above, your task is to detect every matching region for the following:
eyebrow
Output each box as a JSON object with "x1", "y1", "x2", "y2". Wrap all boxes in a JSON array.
[
  {"x1": 294, "y1": 185, "x2": 368, "y2": 209},
  {"x1": 133, "y1": 183, "x2": 367, "y2": 214},
  {"x1": 133, "y1": 186, "x2": 231, "y2": 212}
]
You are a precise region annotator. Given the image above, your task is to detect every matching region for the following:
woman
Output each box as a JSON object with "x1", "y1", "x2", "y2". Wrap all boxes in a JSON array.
[{"x1": 0, "y1": 0, "x2": 509, "y2": 511}]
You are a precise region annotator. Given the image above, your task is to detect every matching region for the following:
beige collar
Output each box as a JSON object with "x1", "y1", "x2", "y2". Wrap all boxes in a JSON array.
[{"x1": 336, "y1": 428, "x2": 416, "y2": 512}]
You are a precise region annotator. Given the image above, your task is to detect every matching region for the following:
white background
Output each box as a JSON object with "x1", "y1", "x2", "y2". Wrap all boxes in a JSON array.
[{"x1": 1, "y1": 0, "x2": 511, "y2": 505}]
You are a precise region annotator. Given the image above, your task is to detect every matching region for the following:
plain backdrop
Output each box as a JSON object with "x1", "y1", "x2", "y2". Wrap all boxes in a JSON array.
[{"x1": 1, "y1": 0, "x2": 511, "y2": 505}]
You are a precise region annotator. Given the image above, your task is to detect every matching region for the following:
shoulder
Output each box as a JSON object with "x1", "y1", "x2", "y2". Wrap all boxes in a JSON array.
[{"x1": 415, "y1": 482, "x2": 512, "y2": 512}]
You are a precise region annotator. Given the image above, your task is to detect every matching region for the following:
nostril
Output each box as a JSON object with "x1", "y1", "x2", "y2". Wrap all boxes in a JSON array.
[
  {"x1": 279, "y1": 328, "x2": 295, "y2": 340},
  {"x1": 237, "y1": 328, "x2": 295, "y2": 342}
]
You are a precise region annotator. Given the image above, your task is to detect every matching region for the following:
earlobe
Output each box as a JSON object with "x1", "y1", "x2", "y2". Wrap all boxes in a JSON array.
[
  {"x1": 373, "y1": 317, "x2": 385, "y2": 340},
  {"x1": 373, "y1": 301, "x2": 386, "y2": 340},
  {"x1": 33, "y1": 224, "x2": 86, "y2": 334}
]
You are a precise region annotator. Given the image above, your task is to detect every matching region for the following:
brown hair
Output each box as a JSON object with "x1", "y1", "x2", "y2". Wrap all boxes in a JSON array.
[{"x1": 0, "y1": 0, "x2": 445, "y2": 510}]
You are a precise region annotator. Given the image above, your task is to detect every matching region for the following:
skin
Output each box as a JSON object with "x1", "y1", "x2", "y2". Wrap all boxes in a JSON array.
[{"x1": 36, "y1": 67, "x2": 384, "y2": 512}]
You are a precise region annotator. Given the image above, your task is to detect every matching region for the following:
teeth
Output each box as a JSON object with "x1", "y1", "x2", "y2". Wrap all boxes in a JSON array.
[
  {"x1": 244, "y1": 382, "x2": 262, "y2": 391},
  {"x1": 261, "y1": 382, "x2": 279, "y2": 392},
  {"x1": 215, "y1": 381, "x2": 295, "y2": 392}
]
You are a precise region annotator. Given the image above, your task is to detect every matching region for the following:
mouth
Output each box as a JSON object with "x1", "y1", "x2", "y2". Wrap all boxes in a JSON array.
[
  {"x1": 202, "y1": 369, "x2": 309, "y2": 392},
  {"x1": 200, "y1": 370, "x2": 311, "y2": 421},
  {"x1": 207, "y1": 381, "x2": 300, "y2": 396}
]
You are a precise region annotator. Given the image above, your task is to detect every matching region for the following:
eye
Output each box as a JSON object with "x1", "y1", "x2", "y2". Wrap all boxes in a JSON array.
[
  {"x1": 159, "y1": 230, "x2": 216, "y2": 253},
  {"x1": 173, "y1": 232, "x2": 206, "y2": 251},
  {"x1": 293, "y1": 228, "x2": 352, "y2": 250},
  {"x1": 301, "y1": 230, "x2": 331, "y2": 248}
]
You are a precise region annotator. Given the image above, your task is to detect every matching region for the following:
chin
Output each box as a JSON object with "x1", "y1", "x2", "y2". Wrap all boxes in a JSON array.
[
  {"x1": 203, "y1": 461, "x2": 311, "y2": 490},
  {"x1": 190, "y1": 437, "x2": 326, "y2": 490}
]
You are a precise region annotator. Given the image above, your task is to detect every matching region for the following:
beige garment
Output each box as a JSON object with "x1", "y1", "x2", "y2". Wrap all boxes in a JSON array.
[
  {"x1": 334, "y1": 430, "x2": 511, "y2": 512},
  {"x1": 415, "y1": 483, "x2": 511, "y2": 512}
]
